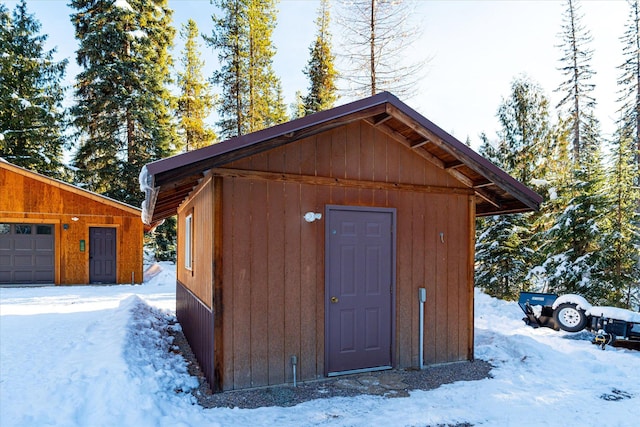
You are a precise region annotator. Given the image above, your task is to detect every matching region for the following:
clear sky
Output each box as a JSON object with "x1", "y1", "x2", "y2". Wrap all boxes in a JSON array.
[{"x1": 5, "y1": 0, "x2": 631, "y2": 149}]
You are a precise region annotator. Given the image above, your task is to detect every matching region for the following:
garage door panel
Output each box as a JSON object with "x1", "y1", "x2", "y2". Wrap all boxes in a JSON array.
[
  {"x1": 35, "y1": 239, "x2": 54, "y2": 251},
  {"x1": 14, "y1": 239, "x2": 34, "y2": 250},
  {"x1": 13, "y1": 255, "x2": 34, "y2": 266},
  {"x1": 13, "y1": 271, "x2": 33, "y2": 281},
  {"x1": 0, "y1": 223, "x2": 55, "y2": 285},
  {"x1": 35, "y1": 255, "x2": 54, "y2": 266},
  {"x1": 34, "y1": 270, "x2": 54, "y2": 282}
]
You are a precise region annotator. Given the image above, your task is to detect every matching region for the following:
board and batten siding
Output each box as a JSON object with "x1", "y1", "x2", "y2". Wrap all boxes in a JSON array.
[
  {"x1": 190, "y1": 120, "x2": 475, "y2": 391},
  {"x1": 177, "y1": 173, "x2": 214, "y2": 308},
  {"x1": 0, "y1": 164, "x2": 143, "y2": 284}
]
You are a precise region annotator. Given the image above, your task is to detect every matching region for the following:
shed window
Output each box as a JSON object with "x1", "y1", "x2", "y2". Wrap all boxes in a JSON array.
[{"x1": 185, "y1": 214, "x2": 193, "y2": 270}]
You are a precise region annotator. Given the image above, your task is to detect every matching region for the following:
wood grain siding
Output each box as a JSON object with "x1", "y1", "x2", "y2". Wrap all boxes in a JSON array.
[
  {"x1": 177, "y1": 174, "x2": 213, "y2": 308},
  {"x1": 0, "y1": 164, "x2": 143, "y2": 285},
  {"x1": 213, "y1": 121, "x2": 474, "y2": 390}
]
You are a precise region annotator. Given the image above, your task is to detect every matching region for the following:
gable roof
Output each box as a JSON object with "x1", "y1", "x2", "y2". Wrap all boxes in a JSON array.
[
  {"x1": 140, "y1": 92, "x2": 542, "y2": 225},
  {"x1": 0, "y1": 159, "x2": 142, "y2": 217}
]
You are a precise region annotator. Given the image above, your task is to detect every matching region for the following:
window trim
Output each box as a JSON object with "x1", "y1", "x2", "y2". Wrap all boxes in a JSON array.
[{"x1": 184, "y1": 213, "x2": 193, "y2": 270}]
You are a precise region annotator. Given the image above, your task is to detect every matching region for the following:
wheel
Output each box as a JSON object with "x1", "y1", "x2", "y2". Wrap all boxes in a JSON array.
[{"x1": 553, "y1": 303, "x2": 588, "y2": 332}]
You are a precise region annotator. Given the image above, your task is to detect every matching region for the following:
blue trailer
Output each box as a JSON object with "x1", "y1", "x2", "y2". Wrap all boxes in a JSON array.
[{"x1": 518, "y1": 292, "x2": 640, "y2": 350}]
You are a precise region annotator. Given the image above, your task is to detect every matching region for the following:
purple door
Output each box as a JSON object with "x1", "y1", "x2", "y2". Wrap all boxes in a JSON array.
[
  {"x1": 325, "y1": 206, "x2": 395, "y2": 375},
  {"x1": 89, "y1": 227, "x2": 116, "y2": 284}
]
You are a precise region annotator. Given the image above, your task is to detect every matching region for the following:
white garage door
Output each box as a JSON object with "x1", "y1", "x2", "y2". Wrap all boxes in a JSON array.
[{"x1": 0, "y1": 223, "x2": 55, "y2": 284}]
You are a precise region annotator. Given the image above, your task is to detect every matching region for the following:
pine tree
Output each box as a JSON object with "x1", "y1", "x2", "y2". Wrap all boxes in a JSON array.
[
  {"x1": 303, "y1": 0, "x2": 338, "y2": 115},
  {"x1": 475, "y1": 213, "x2": 533, "y2": 300},
  {"x1": 337, "y1": 0, "x2": 427, "y2": 99},
  {"x1": 543, "y1": 0, "x2": 610, "y2": 301},
  {"x1": 542, "y1": 125, "x2": 609, "y2": 303},
  {"x1": 206, "y1": 0, "x2": 286, "y2": 139},
  {"x1": 617, "y1": 0, "x2": 640, "y2": 181},
  {"x1": 598, "y1": 125, "x2": 640, "y2": 307},
  {"x1": 176, "y1": 19, "x2": 216, "y2": 152},
  {"x1": 0, "y1": 0, "x2": 68, "y2": 179},
  {"x1": 609, "y1": 0, "x2": 640, "y2": 309},
  {"x1": 474, "y1": 78, "x2": 553, "y2": 299},
  {"x1": 475, "y1": 136, "x2": 533, "y2": 300},
  {"x1": 70, "y1": 0, "x2": 178, "y2": 206},
  {"x1": 556, "y1": 0, "x2": 597, "y2": 164},
  {"x1": 290, "y1": 90, "x2": 306, "y2": 119},
  {"x1": 496, "y1": 77, "x2": 553, "y2": 186}
]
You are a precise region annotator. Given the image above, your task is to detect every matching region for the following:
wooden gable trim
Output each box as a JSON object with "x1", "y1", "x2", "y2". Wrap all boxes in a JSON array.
[
  {"x1": 0, "y1": 161, "x2": 141, "y2": 217},
  {"x1": 364, "y1": 119, "x2": 446, "y2": 169},
  {"x1": 141, "y1": 92, "x2": 542, "y2": 225},
  {"x1": 211, "y1": 167, "x2": 474, "y2": 196},
  {"x1": 150, "y1": 104, "x2": 388, "y2": 189}
]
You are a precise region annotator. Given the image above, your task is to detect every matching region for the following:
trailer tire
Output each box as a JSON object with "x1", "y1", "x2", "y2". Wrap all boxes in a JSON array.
[{"x1": 553, "y1": 303, "x2": 588, "y2": 332}]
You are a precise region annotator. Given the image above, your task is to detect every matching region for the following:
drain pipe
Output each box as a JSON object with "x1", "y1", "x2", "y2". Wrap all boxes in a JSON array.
[
  {"x1": 418, "y1": 288, "x2": 426, "y2": 369},
  {"x1": 291, "y1": 355, "x2": 297, "y2": 387}
]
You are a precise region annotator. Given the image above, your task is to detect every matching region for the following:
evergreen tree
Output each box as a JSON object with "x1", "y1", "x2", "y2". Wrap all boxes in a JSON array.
[
  {"x1": 610, "y1": 0, "x2": 640, "y2": 308},
  {"x1": 70, "y1": 0, "x2": 178, "y2": 206},
  {"x1": 543, "y1": 0, "x2": 610, "y2": 301},
  {"x1": 617, "y1": 0, "x2": 640, "y2": 181},
  {"x1": 269, "y1": 79, "x2": 288, "y2": 126},
  {"x1": 475, "y1": 78, "x2": 553, "y2": 299},
  {"x1": 475, "y1": 136, "x2": 533, "y2": 300},
  {"x1": 290, "y1": 90, "x2": 306, "y2": 119},
  {"x1": 556, "y1": 0, "x2": 597, "y2": 164},
  {"x1": 176, "y1": 19, "x2": 216, "y2": 152},
  {"x1": 541, "y1": 125, "x2": 609, "y2": 303},
  {"x1": 496, "y1": 77, "x2": 553, "y2": 186},
  {"x1": 598, "y1": 125, "x2": 640, "y2": 307},
  {"x1": 0, "y1": 0, "x2": 68, "y2": 178},
  {"x1": 475, "y1": 213, "x2": 533, "y2": 300},
  {"x1": 206, "y1": 0, "x2": 286, "y2": 139},
  {"x1": 337, "y1": 0, "x2": 427, "y2": 99},
  {"x1": 303, "y1": 0, "x2": 338, "y2": 115}
]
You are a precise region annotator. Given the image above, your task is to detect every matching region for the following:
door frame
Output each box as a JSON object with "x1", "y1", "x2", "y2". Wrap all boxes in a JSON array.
[
  {"x1": 324, "y1": 205, "x2": 397, "y2": 376},
  {"x1": 89, "y1": 226, "x2": 118, "y2": 284}
]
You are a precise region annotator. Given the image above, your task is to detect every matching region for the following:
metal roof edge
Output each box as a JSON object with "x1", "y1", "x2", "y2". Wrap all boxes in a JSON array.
[
  {"x1": 144, "y1": 92, "x2": 394, "y2": 178},
  {"x1": 384, "y1": 96, "x2": 543, "y2": 210}
]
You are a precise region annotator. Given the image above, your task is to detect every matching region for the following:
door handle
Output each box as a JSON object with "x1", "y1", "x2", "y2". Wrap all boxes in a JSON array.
[{"x1": 330, "y1": 296, "x2": 339, "y2": 303}]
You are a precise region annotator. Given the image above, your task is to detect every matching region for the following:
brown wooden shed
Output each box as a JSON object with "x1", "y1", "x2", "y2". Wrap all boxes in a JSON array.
[
  {"x1": 0, "y1": 160, "x2": 144, "y2": 285},
  {"x1": 140, "y1": 92, "x2": 542, "y2": 392}
]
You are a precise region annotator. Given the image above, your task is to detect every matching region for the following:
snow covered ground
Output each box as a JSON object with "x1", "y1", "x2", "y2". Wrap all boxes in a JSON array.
[{"x1": 1, "y1": 263, "x2": 638, "y2": 427}]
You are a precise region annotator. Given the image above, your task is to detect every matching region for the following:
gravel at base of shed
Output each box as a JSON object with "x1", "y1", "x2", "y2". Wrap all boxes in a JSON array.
[{"x1": 169, "y1": 325, "x2": 493, "y2": 410}]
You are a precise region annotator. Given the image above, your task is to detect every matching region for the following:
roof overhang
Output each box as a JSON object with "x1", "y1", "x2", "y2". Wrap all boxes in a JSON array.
[{"x1": 140, "y1": 92, "x2": 542, "y2": 225}]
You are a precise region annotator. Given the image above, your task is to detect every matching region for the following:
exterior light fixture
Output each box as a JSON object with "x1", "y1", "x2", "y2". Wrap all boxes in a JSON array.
[
  {"x1": 303, "y1": 212, "x2": 322, "y2": 223},
  {"x1": 71, "y1": 217, "x2": 79, "y2": 222}
]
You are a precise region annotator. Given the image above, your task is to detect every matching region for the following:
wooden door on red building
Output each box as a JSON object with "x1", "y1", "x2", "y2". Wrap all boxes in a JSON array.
[{"x1": 325, "y1": 206, "x2": 395, "y2": 375}]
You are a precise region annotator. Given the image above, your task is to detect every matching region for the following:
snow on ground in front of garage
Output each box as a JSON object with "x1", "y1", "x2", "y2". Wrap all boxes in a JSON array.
[{"x1": 1, "y1": 262, "x2": 638, "y2": 427}]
